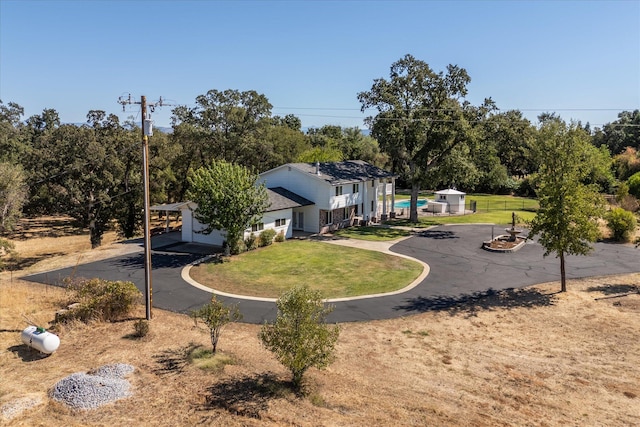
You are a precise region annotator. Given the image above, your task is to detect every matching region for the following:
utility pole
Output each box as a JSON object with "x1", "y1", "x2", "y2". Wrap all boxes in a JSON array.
[{"x1": 118, "y1": 94, "x2": 169, "y2": 320}]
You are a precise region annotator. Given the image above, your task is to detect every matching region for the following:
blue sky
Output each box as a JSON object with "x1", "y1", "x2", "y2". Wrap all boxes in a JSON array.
[{"x1": 1, "y1": 0, "x2": 638, "y2": 130}]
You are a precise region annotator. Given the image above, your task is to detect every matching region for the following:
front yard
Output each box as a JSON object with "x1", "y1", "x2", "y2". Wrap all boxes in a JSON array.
[{"x1": 189, "y1": 240, "x2": 422, "y2": 298}]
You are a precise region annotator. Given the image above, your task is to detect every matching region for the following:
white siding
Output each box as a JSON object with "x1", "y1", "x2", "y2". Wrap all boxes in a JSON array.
[
  {"x1": 248, "y1": 208, "x2": 293, "y2": 239},
  {"x1": 260, "y1": 167, "x2": 332, "y2": 210}
]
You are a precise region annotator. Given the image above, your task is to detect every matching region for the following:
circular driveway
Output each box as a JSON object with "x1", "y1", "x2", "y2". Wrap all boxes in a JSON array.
[{"x1": 23, "y1": 225, "x2": 640, "y2": 324}]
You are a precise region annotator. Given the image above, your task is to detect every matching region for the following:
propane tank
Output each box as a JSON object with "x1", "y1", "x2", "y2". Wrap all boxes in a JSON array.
[{"x1": 21, "y1": 326, "x2": 60, "y2": 354}]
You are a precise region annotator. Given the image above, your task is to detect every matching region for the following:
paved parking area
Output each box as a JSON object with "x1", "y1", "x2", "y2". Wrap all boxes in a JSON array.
[{"x1": 23, "y1": 225, "x2": 640, "y2": 323}]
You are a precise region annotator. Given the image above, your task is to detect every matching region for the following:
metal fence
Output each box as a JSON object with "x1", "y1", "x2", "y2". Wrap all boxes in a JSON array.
[{"x1": 467, "y1": 199, "x2": 539, "y2": 212}]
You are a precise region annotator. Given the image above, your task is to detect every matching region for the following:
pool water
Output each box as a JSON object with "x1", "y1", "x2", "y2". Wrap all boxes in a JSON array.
[{"x1": 394, "y1": 199, "x2": 427, "y2": 209}]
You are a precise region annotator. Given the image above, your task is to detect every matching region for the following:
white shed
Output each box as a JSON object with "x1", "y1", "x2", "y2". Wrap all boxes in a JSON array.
[{"x1": 434, "y1": 189, "x2": 466, "y2": 214}]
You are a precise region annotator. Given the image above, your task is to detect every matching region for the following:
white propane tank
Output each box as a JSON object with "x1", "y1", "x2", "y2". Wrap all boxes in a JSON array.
[{"x1": 21, "y1": 326, "x2": 60, "y2": 354}]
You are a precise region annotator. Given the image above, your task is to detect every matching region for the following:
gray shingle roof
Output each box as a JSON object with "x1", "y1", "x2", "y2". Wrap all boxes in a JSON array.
[
  {"x1": 289, "y1": 160, "x2": 396, "y2": 185},
  {"x1": 266, "y1": 187, "x2": 314, "y2": 212}
]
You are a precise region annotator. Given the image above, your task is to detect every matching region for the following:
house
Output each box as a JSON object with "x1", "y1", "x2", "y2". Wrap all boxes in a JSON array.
[
  {"x1": 259, "y1": 161, "x2": 397, "y2": 234},
  {"x1": 171, "y1": 161, "x2": 397, "y2": 247}
]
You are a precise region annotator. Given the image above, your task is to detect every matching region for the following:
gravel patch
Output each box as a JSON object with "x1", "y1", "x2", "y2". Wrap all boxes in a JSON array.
[
  {"x1": 1, "y1": 396, "x2": 43, "y2": 421},
  {"x1": 50, "y1": 364, "x2": 134, "y2": 410}
]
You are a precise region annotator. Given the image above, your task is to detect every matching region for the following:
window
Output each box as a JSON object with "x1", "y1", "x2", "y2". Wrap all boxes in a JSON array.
[
  {"x1": 343, "y1": 207, "x2": 349, "y2": 219},
  {"x1": 325, "y1": 211, "x2": 333, "y2": 225},
  {"x1": 371, "y1": 200, "x2": 374, "y2": 211},
  {"x1": 353, "y1": 183, "x2": 359, "y2": 193},
  {"x1": 275, "y1": 218, "x2": 286, "y2": 227},
  {"x1": 335, "y1": 186, "x2": 343, "y2": 196},
  {"x1": 371, "y1": 180, "x2": 375, "y2": 187},
  {"x1": 251, "y1": 222, "x2": 264, "y2": 232}
]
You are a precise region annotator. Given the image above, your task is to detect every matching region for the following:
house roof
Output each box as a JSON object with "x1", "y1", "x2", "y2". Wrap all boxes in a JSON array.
[
  {"x1": 285, "y1": 160, "x2": 396, "y2": 185},
  {"x1": 266, "y1": 187, "x2": 314, "y2": 212},
  {"x1": 149, "y1": 202, "x2": 192, "y2": 212},
  {"x1": 435, "y1": 189, "x2": 466, "y2": 195}
]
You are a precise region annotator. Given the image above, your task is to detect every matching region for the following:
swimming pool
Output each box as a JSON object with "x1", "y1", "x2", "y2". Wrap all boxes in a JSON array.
[{"x1": 394, "y1": 199, "x2": 427, "y2": 209}]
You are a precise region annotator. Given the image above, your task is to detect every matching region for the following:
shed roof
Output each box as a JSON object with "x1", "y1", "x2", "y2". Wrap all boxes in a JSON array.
[{"x1": 435, "y1": 189, "x2": 466, "y2": 195}]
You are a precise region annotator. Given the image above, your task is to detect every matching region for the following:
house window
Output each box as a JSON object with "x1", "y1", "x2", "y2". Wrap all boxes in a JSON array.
[
  {"x1": 275, "y1": 218, "x2": 286, "y2": 227},
  {"x1": 371, "y1": 200, "x2": 374, "y2": 212},
  {"x1": 353, "y1": 183, "x2": 359, "y2": 193},
  {"x1": 371, "y1": 180, "x2": 375, "y2": 187},
  {"x1": 335, "y1": 186, "x2": 343, "y2": 196},
  {"x1": 343, "y1": 207, "x2": 349, "y2": 219},
  {"x1": 325, "y1": 211, "x2": 333, "y2": 225},
  {"x1": 251, "y1": 222, "x2": 264, "y2": 232}
]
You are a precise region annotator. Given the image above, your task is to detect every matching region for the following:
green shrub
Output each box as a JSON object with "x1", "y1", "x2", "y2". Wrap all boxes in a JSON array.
[
  {"x1": 259, "y1": 285, "x2": 340, "y2": 390},
  {"x1": 191, "y1": 296, "x2": 242, "y2": 353},
  {"x1": 133, "y1": 319, "x2": 150, "y2": 338},
  {"x1": 627, "y1": 172, "x2": 640, "y2": 199},
  {"x1": 245, "y1": 232, "x2": 258, "y2": 251},
  {"x1": 59, "y1": 278, "x2": 142, "y2": 323},
  {"x1": 616, "y1": 182, "x2": 630, "y2": 202},
  {"x1": 607, "y1": 207, "x2": 637, "y2": 242},
  {"x1": 275, "y1": 230, "x2": 286, "y2": 242},
  {"x1": 259, "y1": 229, "x2": 276, "y2": 247}
]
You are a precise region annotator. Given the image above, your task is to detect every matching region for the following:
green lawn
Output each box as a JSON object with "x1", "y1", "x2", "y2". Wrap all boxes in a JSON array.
[
  {"x1": 190, "y1": 240, "x2": 423, "y2": 299},
  {"x1": 333, "y1": 226, "x2": 412, "y2": 241},
  {"x1": 388, "y1": 210, "x2": 536, "y2": 228}
]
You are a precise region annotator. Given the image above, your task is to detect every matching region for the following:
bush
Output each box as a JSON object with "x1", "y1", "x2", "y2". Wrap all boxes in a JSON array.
[
  {"x1": 515, "y1": 176, "x2": 537, "y2": 198},
  {"x1": 133, "y1": 319, "x2": 150, "y2": 338},
  {"x1": 59, "y1": 278, "x2": 142, "y2": 323},
  {"x1": 607, "y1": 207, "x2": 637, "y2": 242},
  {"x1": 259, "y1": 285, "x2": 340, "y2": 390},
  {"x1": 627, "y1": 172, "x2": 640, "y2": 199},
  {"x1": 259, "y1": 229, "x2": 276, "y2": 247},
  {"x1": 245, "y1": 232, "x2": 258, "y2": 251},
  {"x1": 275, "y1": 230, "x2": 286, "y2": 242},
  {"x1": 191, "y1": 296, "x2": 242, "y2": 353}
]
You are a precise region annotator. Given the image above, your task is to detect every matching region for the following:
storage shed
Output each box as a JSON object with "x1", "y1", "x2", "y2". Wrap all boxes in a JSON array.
[{"x1": 434, "y1": 189, "x2": 466, "y2": 214}]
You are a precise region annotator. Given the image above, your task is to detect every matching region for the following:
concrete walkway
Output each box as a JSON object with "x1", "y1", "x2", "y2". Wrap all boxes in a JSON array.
[{"x1": 23, "y1": 225, "x2": 640, "y2": 324}]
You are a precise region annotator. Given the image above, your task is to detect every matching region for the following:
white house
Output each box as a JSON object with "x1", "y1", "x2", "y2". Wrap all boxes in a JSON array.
[
  {"x1": 259, "y1": 161, "x2": 397, "y2": 234},
  {"x1": 179, "y1": 187, "x2": 314, "y2": 246},
  {"x1": 164, "y1": 161, "x2": 397, "y2": 247}
]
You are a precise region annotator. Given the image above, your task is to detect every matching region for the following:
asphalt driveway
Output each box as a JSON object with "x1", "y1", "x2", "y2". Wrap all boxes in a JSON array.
[{"x1": 23, "y1": 225, "x2": 640, "y2": 324}]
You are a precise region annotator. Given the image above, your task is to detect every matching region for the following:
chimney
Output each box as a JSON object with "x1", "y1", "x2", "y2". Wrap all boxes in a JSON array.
[{"x1": 315, "y1": 161, "x2": 320, "y2": 175}]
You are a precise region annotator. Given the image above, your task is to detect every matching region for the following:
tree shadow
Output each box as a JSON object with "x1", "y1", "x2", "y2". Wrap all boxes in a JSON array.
[
  {"x1": 198, "y1": 373, "x2": 289, "y2": 419},
  {"x1": 4, "y1": 252, "x2": 66, "y2": 271},
  {"x1": 417, "y1": 229, "x2": 459, "y2": 240},
  {"x1": 586, "y1": 283, "x2": 639, "y2": 295},
  {"x1": 113, "y1": 252, "x2": 201, "y2": 270},
  {"x1": 151, "y1": 343, "x2": 200, "y2": 376},
  {"x1": 7, "y1": 344, "x2": 53, "y2": 361},
  {"x1": 394, "y1": 287, "x2": 556, "y2": 318}
]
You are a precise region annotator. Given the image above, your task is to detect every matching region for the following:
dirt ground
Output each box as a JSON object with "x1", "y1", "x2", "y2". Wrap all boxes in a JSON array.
[{"x1": 1, "y1": 217, "x2": 639, "y2": 426}]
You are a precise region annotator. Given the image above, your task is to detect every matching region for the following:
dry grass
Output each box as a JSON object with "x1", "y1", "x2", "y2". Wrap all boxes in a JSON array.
[{"x1": 1, "y1": 217, "x2": 640, "y2": 426}]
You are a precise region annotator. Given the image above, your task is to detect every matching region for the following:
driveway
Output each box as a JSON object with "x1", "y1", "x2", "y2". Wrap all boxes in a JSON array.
[{"x1": 23, "y1": 225, "x2": 640, "y2": 324}]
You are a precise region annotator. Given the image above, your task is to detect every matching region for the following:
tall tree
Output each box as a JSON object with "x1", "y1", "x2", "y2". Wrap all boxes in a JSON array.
[
  {"x1": 528, "y1": 117, "x2": 605, "y2": 292},
  {"x1": 172, "y1": 89, "x2": 273, "y2": 169},
  {"x1": 0, "y1": 101, "x2": 28, "y2": 164},
  {"x1": 358, "y1": 54, "x2": 474, "y2": 222},
  {"x1": 0, "y1": 162, "x2": 28, "y2": 233},
  {"x1": 592, "y1": 110, "x2": 640, "y2": 155},
  {"x1": 187, "y1": 160, "x2": 269, "y2": 255}
]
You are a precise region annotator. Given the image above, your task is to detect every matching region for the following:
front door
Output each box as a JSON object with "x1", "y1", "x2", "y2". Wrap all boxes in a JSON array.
[{"x1": 293, "y1": 212, "x2": 304, "y2": 230}]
